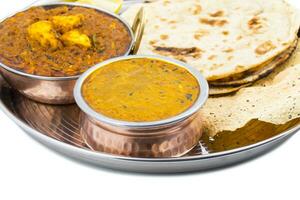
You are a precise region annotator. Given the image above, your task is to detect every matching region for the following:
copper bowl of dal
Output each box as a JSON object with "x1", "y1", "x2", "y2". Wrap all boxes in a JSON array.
[{"x1": 74, "y1": 55, "x2": 209, "y2": 158}]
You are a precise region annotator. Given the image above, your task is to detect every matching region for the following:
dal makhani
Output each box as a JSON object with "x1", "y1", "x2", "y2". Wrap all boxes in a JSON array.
[{"x1": 82, "y1": 58, "x2": 200, "y2": 122}]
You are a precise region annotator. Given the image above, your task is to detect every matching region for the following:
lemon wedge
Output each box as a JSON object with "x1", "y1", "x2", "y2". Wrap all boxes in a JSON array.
[{"x1": 74, "y1": 0, "x2": 123, "y2": 13}]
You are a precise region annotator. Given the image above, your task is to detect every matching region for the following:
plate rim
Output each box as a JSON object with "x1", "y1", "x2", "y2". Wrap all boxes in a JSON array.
[{"x1": 1, "y1": 96, "x2": 299, "y2": 163}]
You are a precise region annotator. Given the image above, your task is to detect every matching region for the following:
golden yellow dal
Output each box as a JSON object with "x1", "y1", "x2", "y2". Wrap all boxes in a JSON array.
[{"x1": 82, "y1": 58, "x2": 200, "y2": 122}]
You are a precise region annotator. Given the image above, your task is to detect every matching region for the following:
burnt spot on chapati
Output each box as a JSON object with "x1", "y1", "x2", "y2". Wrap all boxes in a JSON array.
[
  {"x1": 189, "y1": 4, "x2": 202, "y2": 15},
  {"x1": 223, "y1": 48, "x2": 234, "y2": 53},
  {"x1": 247, "y1": 16, "x2": 267, "y2": 34},
  {"x1": 153, "y1": 46, "x2": 203, "y2": 58},
  {"x1": 149, "y1": 40, "x2": 158, "y2": 45},
  {"x1": 208, "y1": 55, "x2": 217, "y2": 60},
  {"x1": 209, "y1": 10, "x2": 224, "y2": 17},
  {"x1": 168, "y1": 20, "x2": 177, "y2": 24},
  {"x1": 194, "y1": 29, "x2": 209, "y2": 40},
  {"x1": 255, "y1": 41, "x2": 276, "y2": 55},
  {"x1": 160, "y1": 34, "x2": 169, "y2": 40},
  {"x1": 222, "y1": 31, "x2": 229, "y2": 35},
  {"x1": 199, "y1": 18, "x2": 228, "y2": 27},
  {"x1": 248, "y1": 17, "x2": 263, "y2": 30}
]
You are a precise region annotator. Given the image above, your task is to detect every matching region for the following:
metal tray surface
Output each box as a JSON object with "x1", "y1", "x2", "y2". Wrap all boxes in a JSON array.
[{"x1": 1, "y1": 76, "x2": 299, "y2": 173}]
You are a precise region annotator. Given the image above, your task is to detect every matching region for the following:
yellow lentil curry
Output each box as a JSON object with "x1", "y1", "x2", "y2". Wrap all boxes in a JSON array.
[
  {"x1": 0, "y1": 6, "x2": 132, "y2": 77},
  {"x1": 82, "y1": 58, "x2": 200, "y2": 122}
]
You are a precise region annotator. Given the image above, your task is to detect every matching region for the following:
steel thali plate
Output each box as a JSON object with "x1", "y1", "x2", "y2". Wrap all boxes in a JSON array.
[
  {"x1": 1, "y1": 76, "x2": 299, "y2": 173},
  {"x1": 0, "y1": 0, "x2": 299, "y2": 173}
]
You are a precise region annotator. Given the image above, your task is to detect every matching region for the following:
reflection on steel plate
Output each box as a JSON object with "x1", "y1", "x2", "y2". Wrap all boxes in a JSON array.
[{"x1": 1, "y1": 76, "x2": 299, "y2": 157}]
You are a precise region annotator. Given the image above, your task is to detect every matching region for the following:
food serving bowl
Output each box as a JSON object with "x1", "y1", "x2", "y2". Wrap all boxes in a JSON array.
[
  {"x1": 74, "y1": 55, "x2": 209, "y2": 157},
  {"x1": 0, "y1": 2, "x2": 143, "y2": 105}
]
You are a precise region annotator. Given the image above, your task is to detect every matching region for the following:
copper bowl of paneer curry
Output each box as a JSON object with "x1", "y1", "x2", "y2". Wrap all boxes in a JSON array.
[
  {"x1": 0, "y1": 3, "x2": 135, "y2": 104},
  {"x1": 74, "y1": 55, "x2": 209, "y2": 157}
]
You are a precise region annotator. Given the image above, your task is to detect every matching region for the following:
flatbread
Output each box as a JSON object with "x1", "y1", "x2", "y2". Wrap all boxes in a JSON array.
[
  {"x1": 255, "y1": 42, "x2": 300, "y2": 86},
  {"x1": 210, "y1": 39, "x2": 298, "y2": 86},
  {"x1": 200, "y1": 62, "x2": 300, "y2": 137},
  {"x1": 209, "y1": 83, "x2": 251, "y2": 96},
  {"x1": 209, "y1": 41, "x2": 300, "y2": 95},
  {"x1": 122, "y1": 0, "x2": 300, "y2": 80}
]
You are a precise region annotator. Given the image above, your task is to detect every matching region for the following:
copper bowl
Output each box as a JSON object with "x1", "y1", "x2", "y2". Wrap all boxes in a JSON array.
[
  {"x1": 74, "y1": 55, "x2": 209, "y2": 158},
  {"x1": 0, "y1": 2, "x2": 138, "y2": 105}
]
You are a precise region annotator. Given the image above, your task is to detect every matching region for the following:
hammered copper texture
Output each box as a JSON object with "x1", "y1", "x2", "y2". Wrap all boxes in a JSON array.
[{"x1": 80, "y1": 112, "x2": 203, "y2": 158}]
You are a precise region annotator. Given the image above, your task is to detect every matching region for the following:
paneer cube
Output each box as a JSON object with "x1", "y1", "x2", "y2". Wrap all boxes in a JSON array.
[
  {"x1": 61, "y1": 30, "x2": 91, "y2": 48},
  {"x1": 51, "y1": 14, "x2": 84, "y2": 33},
  {"x1": 27, "y1": 20, "x2": 58, "y2": 49}
]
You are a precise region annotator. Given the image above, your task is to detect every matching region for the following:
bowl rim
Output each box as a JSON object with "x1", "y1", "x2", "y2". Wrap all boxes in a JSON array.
[
  {"x1": 0, "y1": 2, "x2": 135, "y2": 81},
  {"x1": 74, "y1": 55, "x2": 209, "y2": 129}
]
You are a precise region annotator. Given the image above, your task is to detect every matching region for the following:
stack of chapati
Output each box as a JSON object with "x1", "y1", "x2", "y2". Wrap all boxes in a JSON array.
[
  {"x1": 200, "y1": 42, "x2": 300, "y2": 136},
  {"x1": 122, "y1": 0, "x2": 300, "y2": 95}
]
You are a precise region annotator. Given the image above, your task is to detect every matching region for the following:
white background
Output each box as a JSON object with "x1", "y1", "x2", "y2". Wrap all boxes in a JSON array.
[{"x1": 0, "y1": 0, "x2": 299, "y2": 199}]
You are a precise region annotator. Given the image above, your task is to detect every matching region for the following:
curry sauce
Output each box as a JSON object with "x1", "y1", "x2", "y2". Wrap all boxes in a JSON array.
[
  {"x1": 0, "y1": 6, "x2": 132, "y2": 77},
  {"x1": 82, "y1": 58, "x2": 200, "y2": 122}
]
